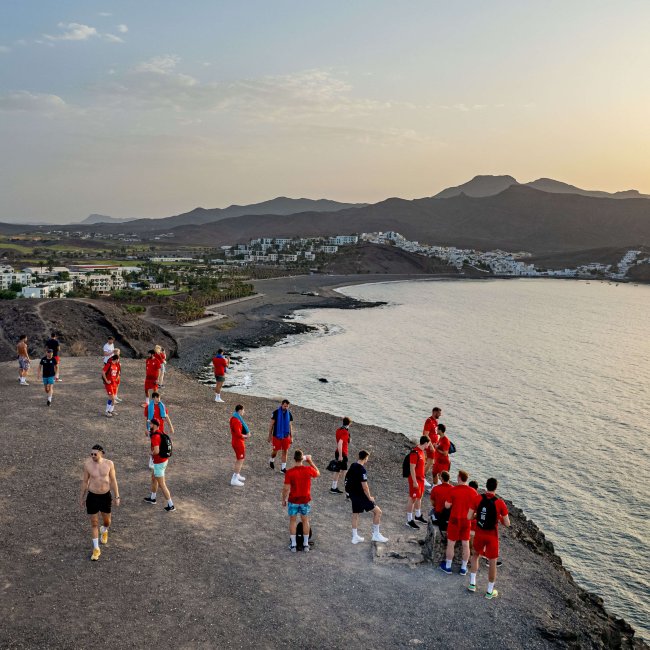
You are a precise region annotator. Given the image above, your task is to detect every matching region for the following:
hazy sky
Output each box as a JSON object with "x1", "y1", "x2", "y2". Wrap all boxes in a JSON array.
[{"x1": 1, "y1": 0, "x2": 649, "y2": 222}]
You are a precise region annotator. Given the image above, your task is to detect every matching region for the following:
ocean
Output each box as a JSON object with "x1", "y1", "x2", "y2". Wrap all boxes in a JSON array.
[{"x1": 222, "y1": 278, "x2": 650, "y2": 640}]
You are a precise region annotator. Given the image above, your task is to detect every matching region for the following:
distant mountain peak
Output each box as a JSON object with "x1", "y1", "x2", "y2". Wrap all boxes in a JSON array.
[{"x1": 434, "y1": 175, "x2": 520, "y2": 199}]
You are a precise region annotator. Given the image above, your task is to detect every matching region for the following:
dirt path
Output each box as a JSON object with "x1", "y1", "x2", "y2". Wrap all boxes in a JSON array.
[{"x1": 0, "y1": 359, "x2": 643, "y2": 649}]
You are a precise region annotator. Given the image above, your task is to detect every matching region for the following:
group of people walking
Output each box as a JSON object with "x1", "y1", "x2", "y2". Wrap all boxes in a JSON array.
[{"x1": 16, "y1": 334, "x2": 510, "y2": 598}]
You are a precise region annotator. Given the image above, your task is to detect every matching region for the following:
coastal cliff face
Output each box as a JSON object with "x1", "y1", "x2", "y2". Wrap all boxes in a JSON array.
[
  {"x1": 0, "y1": 298, "x2": 177, "y2": 361},
  {"x1": 0, "y1": 358, "x2": 645, "y2": 649}
]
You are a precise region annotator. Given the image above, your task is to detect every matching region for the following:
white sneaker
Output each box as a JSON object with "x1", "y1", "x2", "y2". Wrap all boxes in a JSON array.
[
  {"x1": 371, "y1": 532, "x2": 389, "y2": 543},
  {"x1": 230, "y1": 477, "x2": 245, "y2": 487},
  {"x1": 215, "y1": 395, "x2": 224, "y2": 403},
  {"x1": 351, "y1": 534, "x2": 365, "y2": 544},
  {"x1": 237, "y1": 475, "x2": 246, "y2": 481}
]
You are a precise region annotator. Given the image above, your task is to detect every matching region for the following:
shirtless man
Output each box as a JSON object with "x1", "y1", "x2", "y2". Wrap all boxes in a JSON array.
[
  {"x1": 17, "y1": 334, "x2": 30, "y2": 385},
  {"x1": 79, "y1": 444, "x2": 120, "y2": 561}
]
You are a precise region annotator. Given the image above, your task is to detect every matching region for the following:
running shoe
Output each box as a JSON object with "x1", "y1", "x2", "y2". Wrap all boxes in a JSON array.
[
  {"x1": 164, "y1": 505, "x2": 176, "y2": 512},
  {"x1": 21, "y1": 381, "x2": 29, "y2": 386},
  {"x1": 104, "y1": 412, "x2": 113, "y2": 417},
  {"x1": 56, "y1": 378, "x2": 62, "y2": 382},
  {"x1": 46, "y1": 401, "x2": 51, "y2": 407},
  {"x1": 269, "y1": 460, "x2": 275, "y2": 470},
  {"x1": 143, "y1": 497, "x2": 157, "y2": 504},
  {"x1": 371, "y1": 532, "x2": 389, "y2": 543},
  {"x1": 467, "y1": 583, "x2": 476, "y2": 593},
  {"x1": 351, "y1": 534, "x2": 365, "y2": 544},
  {"x1": 485, "y1": 589, "x2": 499, "y2": 600},
  {"x1": 289, "y1": 544, "x2": 297, "y2": 553},
  {"x1": 484, "y1": 558, "x2": 504, "y2": 567},
  {"x1": 459, "y1": 566, "x2": 468, "y2": 576},
  {"x1": 100, "y1": 529, "x2": 108, "y2": 544},
  {"x1": 414, "y1": 515, "x2": 427, "y2": 523},
  {"x1": 438, "y1": 561, "x2": 452, "y2": 574},
  {"x1": 330, "y1": 487, "x2": 343, "y2": 494},
  {"x1": 230, "y1": 477, "x2": 245, "y2": 487},
  {"x1": 281, "y1": 468, "x2": 286, "y2": 474},
  {"x1": 406, "y1": 520, "x2": 420, "y2": 530},
  {"x1": 91, "y1": 548, "x2": 101, "y2": 561},
  {"x1": 303, "y1": 544, "x2": 310, "y2": 552}
]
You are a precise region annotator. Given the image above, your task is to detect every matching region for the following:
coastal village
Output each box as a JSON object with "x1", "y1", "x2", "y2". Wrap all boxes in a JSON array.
[{"x1": 1, "y1": 229, "x2": 648, "y2": 300}]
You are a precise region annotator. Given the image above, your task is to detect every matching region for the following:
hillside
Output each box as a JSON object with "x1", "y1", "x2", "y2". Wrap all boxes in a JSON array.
[
  {"x1": 165, "y1": 185, "x2": 650, "y2": 254},
  {"x1": 0, "y1": 358, "x2": 643, "y2": 649},
  {"x1": 0, "y1": 299, "x2": 177, "y2": 362}
]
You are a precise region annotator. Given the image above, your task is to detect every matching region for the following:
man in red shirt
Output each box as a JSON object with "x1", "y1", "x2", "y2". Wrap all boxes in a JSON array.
[
  {"x1": 142, "y1": 349, "x2": 162, "y2": 407},
  {"x1": 281, "y1": 449, "x2": 320, "y2": 552},
  {"x1": 230, "y1": 404, "x2": 250, "y2": 487},
  {"x1": 406, "y1": 436, "x2": 430, "y2": 530},
  {"x1": 423, "y1": 407, "x2": 441, "y2": 488},
  {"x1": 143, "y1": 418, "x2": 175, "y2": 512},
  {"x1": 429, "y1": 470, "x2": 453, "y2": 531},
  {"x1": 330, "y1": 417, "x2": 351, "y2": 494},
  {"x1": 432, "y1": 424, "x2": 451, "y2": 485},
  {"x1": 101, "y1": 354, "x2": 120, "y2": 418},
  {"x1": 440, "y1": 470, "x2": 475, "y2": 575},
  {"x1": 212, "y1": 349, "x2": 229, "y2": 403},
  {"x1": 467, "y1": 477, "x2": 510, "y2": 599}
]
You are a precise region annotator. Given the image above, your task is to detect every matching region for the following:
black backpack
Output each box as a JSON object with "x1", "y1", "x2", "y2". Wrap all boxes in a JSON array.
[
  {"x1": 476, "y1": 495, "x2": 498, "y2": 531},
  {"x1": 158, "y1": 433, "x2": 173, "y2": 459},
  {"x1": 402, "y1": 449, "x2": 416, "y2": 478},
  {"x1": 295, "y1": 521, "x2": 313, "y2": 551}
]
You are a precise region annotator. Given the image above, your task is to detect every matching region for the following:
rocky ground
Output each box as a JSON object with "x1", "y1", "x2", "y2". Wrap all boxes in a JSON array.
[{"x1": 1, "y1": 358, "x2": 644, "y2": 649}]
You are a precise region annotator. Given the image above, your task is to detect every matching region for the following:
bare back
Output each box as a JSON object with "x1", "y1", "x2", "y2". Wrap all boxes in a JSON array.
[
  {"x1": 84, "y1": 458, "x2": 113, "y2": 494},
  {"x1": 17, "y1": 341, "x2": 28, "y2": 357}
]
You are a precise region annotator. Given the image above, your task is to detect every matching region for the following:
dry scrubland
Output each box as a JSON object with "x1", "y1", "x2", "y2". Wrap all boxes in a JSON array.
[{"x1": 0, "y1": 359, "x2": 644, "y2": 649}]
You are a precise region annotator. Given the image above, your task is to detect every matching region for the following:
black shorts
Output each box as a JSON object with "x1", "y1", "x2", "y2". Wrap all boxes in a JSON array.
[
  {"x1": 335, "y1": 452, "x2": 348, "y2": 471},
  {"x1": 86, "y1": 491, "x2": 112, "y2": 515},
  {"x1": 350, "y1": 495, "x2": 375, "y2": 514}
]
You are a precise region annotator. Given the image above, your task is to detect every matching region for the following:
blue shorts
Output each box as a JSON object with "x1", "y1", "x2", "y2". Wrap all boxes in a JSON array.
[
  {"x1": 153, "y1": 461, "x2": 168, "y2": 477},
  {"x1": 288, "y1": 502, "x2": 311, "y2": 517},
  {"x1": 42, "y1": 376, "x2": 55, "y2": 385}
]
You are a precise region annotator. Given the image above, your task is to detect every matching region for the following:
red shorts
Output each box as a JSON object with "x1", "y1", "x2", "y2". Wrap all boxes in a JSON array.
[
  {"x1": 232, "y1": 440, "x2": 246, "y2": 460},
  {"x1": 447, "y1": 517, "x2": 471, "y2": 542},
  {"x1": 104, "y1": 382, "x2": 116, "y2": 395},
  {"x1": 144, "y1": 380, "x2": 158, "y2": 394},
  {"x1": 408, "y1": 477, "x2": 425, "y2": 500},
  {"x1": 425, "y1": 447, "x2": 435, "y2": 460},
  {"x1": 54, "y1": 356, "x2": 61, "y2": 365},
  {"x1": 272, "y1": 436, "x2": 291, "y2": 452},
  {"x1": 432, "y1": 460, "x2": 450, "y2": 475},
  {"x1": 472, "y1": 530, "x2": 499, "y2": 559}
]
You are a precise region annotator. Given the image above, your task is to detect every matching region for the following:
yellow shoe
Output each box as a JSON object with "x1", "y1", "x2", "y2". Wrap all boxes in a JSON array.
[
  {"x1": 91, "y1": 547, "x2": 101, "y2": 561},
  {"x1": 100, "y1": 529, "x2": 108, "y2": 544}
]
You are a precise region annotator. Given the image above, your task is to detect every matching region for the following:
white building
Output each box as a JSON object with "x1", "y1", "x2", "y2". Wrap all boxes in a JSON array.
[
  {"x1": 330, "y1": 235, "x2": 358, "y2": 246},
  {"x1": 0, "y1": 271, "x2": 32, "y2": 290},
  {"x1": 21, "y1": 281, "x2": 73, "y2": 298}
]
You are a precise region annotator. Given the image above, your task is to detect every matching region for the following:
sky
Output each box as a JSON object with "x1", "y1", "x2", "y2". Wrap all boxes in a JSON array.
[{"x1": 1, "y1": 0, "x2": 649, "y2": 223}]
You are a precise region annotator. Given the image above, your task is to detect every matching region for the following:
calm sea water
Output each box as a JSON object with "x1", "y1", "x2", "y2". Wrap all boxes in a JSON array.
[{"x1": 224, "y1": 279, "x2": 650, "y2": 639}]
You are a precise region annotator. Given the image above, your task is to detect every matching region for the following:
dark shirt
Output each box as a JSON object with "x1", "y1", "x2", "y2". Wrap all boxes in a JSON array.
[
  {"x1": 40, "y1": 357, "x2": 57, "y2": 378},
  {"x1": 45, "y1": 338, "x2": 60, "y2": 355},
  {"x1": 344, "y1": 462, "x2": 368, "y2": 498}
]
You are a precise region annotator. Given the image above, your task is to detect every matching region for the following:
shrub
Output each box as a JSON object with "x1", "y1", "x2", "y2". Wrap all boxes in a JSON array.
[{"x1": 124, "y1": 304, "x2": 145, "y2": 314}]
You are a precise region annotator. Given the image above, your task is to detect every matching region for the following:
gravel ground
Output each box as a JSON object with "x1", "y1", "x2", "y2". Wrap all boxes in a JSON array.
[{"x1": 0, "y1": 359, "x2": 644, "y2": 649}]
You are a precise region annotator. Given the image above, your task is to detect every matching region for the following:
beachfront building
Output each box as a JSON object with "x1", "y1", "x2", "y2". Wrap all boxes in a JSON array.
[{"x1": 21, "y1": 281, "x2": 74, "y2": 298}]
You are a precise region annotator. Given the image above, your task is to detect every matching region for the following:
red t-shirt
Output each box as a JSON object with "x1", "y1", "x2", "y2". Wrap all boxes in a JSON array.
[
  {"x1": 409, "y1": 447, "x2": 426, "y2": 481},
  {"x1": 146, "y1": 357, "x2": 162, "y2": 381},
  {"x1": 448, "y1": 484, "x2": 477, "y2": 521},
  {"x1": 155, "y1": 351, "x2": 166, "y2": 364},
  {"x1": 284, "y1": 465, "x2": 319, "y2": 504},
  {"x1": 150, "y1": 433, "x2": 167, "y2": 464},
  {"x1": 423, "y1": 416, "x2": 438, "y2": 437},
  {"x1": 230, "y1": 416, "x2": 246, "y2": 441},
  {"x1": 212, "y1": 356, "x2": 228, "y2": 376},
  {"x1": 436, "y1": 436, "x2": 450, "y2": 457},
  {"x1": 472, "y1": 492, "x2": 509, "y2": 536},
  {"x1": 430, "y1": 482, "x2": 454, "y2": 511},
  {"x1": 103, "y1": 361, "x2": 119, "y2": 384},
  {"x1": 144, "y1": 403, "x2": 167, "y2": 433},
  {"x1": 335, "y1": 427, "x2": 350, "y2": 457}
]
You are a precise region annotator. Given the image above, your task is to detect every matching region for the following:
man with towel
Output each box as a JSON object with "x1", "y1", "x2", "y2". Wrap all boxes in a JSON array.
[{"x1": 269, "y1": 399, "x2": 294, "y2": 473}]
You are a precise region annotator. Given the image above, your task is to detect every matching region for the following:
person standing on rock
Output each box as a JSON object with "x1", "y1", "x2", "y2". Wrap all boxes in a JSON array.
[
  {"x1": 467, "y1": 477, "x2": 510, "y2": 599},
  {"x1": 406, "y1": 436, "x2": 430, "y2": 529},
  {"x1": 79, "y1": 444, "x2": 120, "y2": 561},
  {"x1": 212, "y1": 349, "x2": 229, "y2": 403},
  {"x1": 230, "y1": 404, "x2": 250, "y2": 486},
  {"x1": 330, "y1": 417, "x2": 351, "y2": 494},
  {"x1": 102, "y1": 336, "x2": 115, "y2": 364},
  {"x1": 269, "y1": 399, "x2": 293, "y2": 473},
  {"x1": 37, "y1": 348, "x2": 58, "y2": 406},
  {"x1": 282, "y1": 449, "x2": 319, "y2": 552},
  {"x1": 144, "y1": 391, "x2": 174, "y2": 436},
  {"x1": 143, "y1": 418, "x2": 175, "y2": 512},
  {"x1": 17, "y1": 334, "x2": 31, "y2": 385},
  {"x1": 440, "y1": 470, "x2": 475, "y2": 576},
  {"x1": 423, "y1": 407, "x2": 441, "y2": 489},
  {"x1": 429, "y1": 470, "x2": 453, "y2": 531},
  {"x1": 45, "y1": 332, "x2": 62, "y2": 382},
  {"x1": 142, "y1": 349, "x2": 162, "y2": 407},
  {"x1": 155, "y1": 345, "x2": 167, "y2": 388},
  {"x1": 345, "y1": 450, "x2": 389, "y2": 544},
  {"x1": 102, "y1": 354, "x2": 120, "y2": 417},
  {"x1": 432, "y1": 424, "x2": 451, "y2": 486}
]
